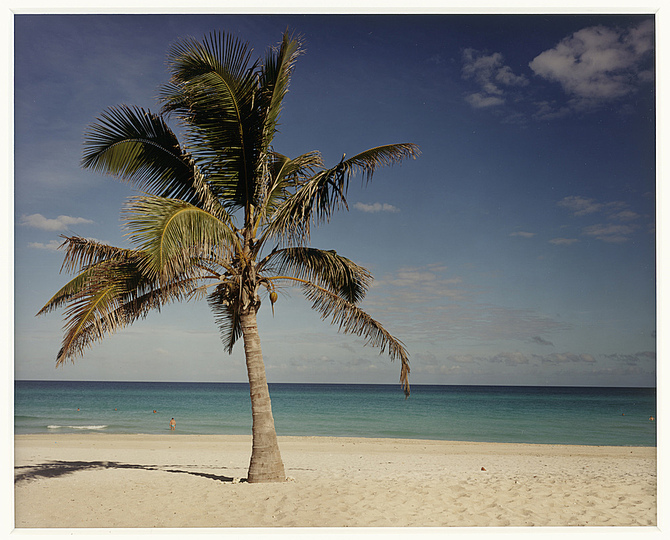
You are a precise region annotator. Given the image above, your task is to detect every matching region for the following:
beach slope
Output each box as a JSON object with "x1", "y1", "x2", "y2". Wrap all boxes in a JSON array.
[{"x1": 14, "y1": 434, "x2": 656, "y2": 528}]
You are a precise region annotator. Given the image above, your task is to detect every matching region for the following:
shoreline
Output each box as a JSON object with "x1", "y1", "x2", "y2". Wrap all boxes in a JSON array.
[
  {"x1": 14, "y1": 433, "x2": 656, "y2": 528},
  {"x1": 14, "y1": 431, "x2": 658, "y2": 448}
]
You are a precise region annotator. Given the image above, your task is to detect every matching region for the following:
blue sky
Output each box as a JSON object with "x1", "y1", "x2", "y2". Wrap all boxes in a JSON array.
[{"x1": 13, "y1": 12, "x2": 657, "y2": 387}]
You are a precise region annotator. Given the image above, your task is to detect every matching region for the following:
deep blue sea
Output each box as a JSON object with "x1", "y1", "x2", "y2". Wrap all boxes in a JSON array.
[{"x1": 14, "y1": 381, "x2": 656, "y2": 447}]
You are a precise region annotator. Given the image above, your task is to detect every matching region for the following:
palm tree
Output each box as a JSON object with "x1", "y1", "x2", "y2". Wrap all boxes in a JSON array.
[{"x1": 38, "y1": 30, "x2": 419, "y2": 483}]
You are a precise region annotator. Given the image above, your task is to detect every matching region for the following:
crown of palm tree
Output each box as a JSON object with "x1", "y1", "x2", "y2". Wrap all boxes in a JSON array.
[{"x1": 39, "y1": 30, "x2": 419, "y2": 397}]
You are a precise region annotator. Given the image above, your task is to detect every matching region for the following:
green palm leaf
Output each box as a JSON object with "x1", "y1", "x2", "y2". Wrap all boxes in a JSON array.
[
  {"x1": 257, "y1": 31, "x2": 302, "y2": 152},
  {"x1": 264, "y1": 247, "x2": 372, "y2": 304},
  {"x1": 335, "y1": 143, "x2": 420, "y2": 183},
  {"x1": 160, "y1": 31, "x2": 260, "y2": 210},
  {"x1": 123, "y1": 195, "x2": 237, "y2": 281},
  {"x1": 82, "y1": 105, "x2": 202, "y2": 204},
  {"x1": 267, "y1": 143, "x2": 420, "y2": 243}
]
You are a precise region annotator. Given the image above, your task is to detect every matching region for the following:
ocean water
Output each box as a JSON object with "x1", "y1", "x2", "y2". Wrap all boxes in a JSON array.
[{"x1": 14, "y1": 381, "x2": 656, "y2": 447}]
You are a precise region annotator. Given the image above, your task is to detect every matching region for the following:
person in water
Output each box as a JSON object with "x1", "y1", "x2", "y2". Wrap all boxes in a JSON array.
[{"x1": 169, "y1": 418, "x2": 176, "y2": 430}]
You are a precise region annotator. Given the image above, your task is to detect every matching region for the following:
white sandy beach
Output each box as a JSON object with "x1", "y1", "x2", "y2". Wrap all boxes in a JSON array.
[{"x1": 14, "y1": 433, "x2": 656, "y2": 529}]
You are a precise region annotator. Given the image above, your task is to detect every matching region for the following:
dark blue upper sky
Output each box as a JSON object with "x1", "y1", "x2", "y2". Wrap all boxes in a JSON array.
[{"x1": 13, "y1": 13, "x2": 657, "y2": 386}]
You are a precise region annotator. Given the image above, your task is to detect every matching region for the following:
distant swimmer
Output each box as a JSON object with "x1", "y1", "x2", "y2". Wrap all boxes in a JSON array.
[
  {"x1": 170, "y1": 418, "x2": 176, "y2": 431},
  {"x1": 650, "y1": 416, "x2": 655, "y2": 421}
]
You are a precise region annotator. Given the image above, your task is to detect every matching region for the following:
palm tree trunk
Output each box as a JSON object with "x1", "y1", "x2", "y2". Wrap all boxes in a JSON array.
[{"x1": 240, "y1": 308, "x2": 286, "y2": 483}]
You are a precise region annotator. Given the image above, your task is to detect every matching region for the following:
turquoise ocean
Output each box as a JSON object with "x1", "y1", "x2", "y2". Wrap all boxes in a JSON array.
[{"x1": 15, "y1": 381, "x2": 656, "y2": 447}]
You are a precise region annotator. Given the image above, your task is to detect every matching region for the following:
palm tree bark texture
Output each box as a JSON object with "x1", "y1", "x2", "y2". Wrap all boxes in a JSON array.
[{"x1": 38, "y1": 29, "x2": 419, "y2": 482}]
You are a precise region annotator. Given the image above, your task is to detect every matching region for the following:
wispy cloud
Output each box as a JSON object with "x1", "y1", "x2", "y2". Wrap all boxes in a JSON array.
[
  {"x1": 368, "y1": 270, "x2": 572, "y2": 344},
  {"x1": 461, "y1": 48, "x2": 528, "y2": 109},
  {"x1": 28, "y1": 240, "x2": 62, "y2": 251},
  {"x1": 610, "y1": 210, "x2": 640, "y2": 222},
  {"x1": 537, "y1": 352, "x2": 596, "y2": 364},
  {"x1": 372, "y1": 264, "x2": 465, "y2": 303},
  {"x1": 354, "y1": 202, "x2": 399, "y2": 213},
  {"x1": 557, "y1": 195, "x2": 607, "y2": 216},
  {"x1": 603, "y1": 351, "x2": 655, "y2": 365},
  {"x1": 557, "y1": 195, "x2": 631, "y2": 217},
  {"x1": 490, "y1": 351, "x2": 530, "y2": 365},
  {"x1": 557, "y1": 196, "x2": 642, "y2": 243},
  {"x1": 430, "y1": 350, "x2": 596, "y2": 368},
  {"x1": 19, "y1": 213, "x2": 94, "y2": 231},
  {"x1": 510, "y1": 231, "x2": 535, "y2": 238},
  {"x1": 449, "y1": 351, "x2": 595, "y2": 366},
  {"x1": 583, "y1": 223, "x2": 638, "y2": 243},
  {"x1": 529, "y1": 20, "x2": 654, "y2": 113},
  {"x1": 465, "y1": 93, "x2": 505, "y2": 109}
]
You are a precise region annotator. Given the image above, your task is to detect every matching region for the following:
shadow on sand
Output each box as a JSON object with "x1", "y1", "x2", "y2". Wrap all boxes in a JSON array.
[{"x1": 15, "y1": 460, "x2": 246, "y2": 484}]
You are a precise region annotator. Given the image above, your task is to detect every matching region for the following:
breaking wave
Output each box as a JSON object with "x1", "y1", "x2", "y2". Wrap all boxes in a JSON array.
[{"x1": 47, "y1": 425, "x2": 108, "y2": 430}]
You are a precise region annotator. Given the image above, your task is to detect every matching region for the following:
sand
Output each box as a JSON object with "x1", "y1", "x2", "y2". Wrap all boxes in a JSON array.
[{"x1": 14, "y1": 433, "x2": 656, "y2": 529}]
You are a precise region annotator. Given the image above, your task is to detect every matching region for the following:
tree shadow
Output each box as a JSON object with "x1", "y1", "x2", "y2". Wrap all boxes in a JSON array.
[{"x1": 15, "y1": 460, "x2": 246, "y2": 484}]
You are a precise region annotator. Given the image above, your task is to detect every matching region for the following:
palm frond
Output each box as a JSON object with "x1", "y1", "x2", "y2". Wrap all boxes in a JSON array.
[
  {"x1": 334, "y1": 143, "x2": 420, "y2": 184},
  {"x1": 56, "y1": 271, "x2": 129, "y2": 364},
  {"x1": 257, "y1": 31, "x2": 302, "y2": 151},
  {"x1": 123, "y1": 195, "x2": 238, "y2": 281},
  {"x1": 266, "y1": 143, "x2": 420, "y2": 244},
  {"x1": 254, "y1": 150, "x2": 323, "y2": 231},
  {"x1": 263, "y1": 247, "x2": 372, "y2": 304},
  {"x1": 82, "y1": 105, "x2": 203, "y2": 204},
  {"x1": 37, "y1": 237, "x2": 145, "y2": 316},
  {"x1": 301, "y1": 282, "x2": 410, "y2": 397},
  {"x1": 53, "y1": 264, "x2": 196, "y2": 365},
  {"x1": 37, "y1": 236, "x2": 203, "y2": 364},
  {"x1": 207, "y1": 282, "x2": 243, "y2": 353},
  {"x1": 56, "y1": 236, "x2": 138, "y2": 275},
  {"x1": 160, "y1": 31, "x2": 260, "y2": 209},
  {"x1": 161, "y1": 31, "x2": 256, "y2": 112}
]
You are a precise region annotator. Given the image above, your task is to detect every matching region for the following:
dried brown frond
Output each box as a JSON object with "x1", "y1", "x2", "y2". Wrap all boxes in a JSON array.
[{"x1": 301, "y1": 282, "x2": 410, "y2": 397}]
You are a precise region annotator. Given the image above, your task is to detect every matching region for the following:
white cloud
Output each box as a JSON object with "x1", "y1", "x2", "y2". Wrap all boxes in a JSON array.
[
  {"x1": 372, "y1": 265, "x2": 465, "y2": 303},
  {"x1": 603, "y1": 351, "x2": 655, "y2": 365},
  {"x1": 557, "y1": 196, "x2": 642, "y2": 242},
  {"x1": 532, "y1": 100, "x2": 572, "y2": 120},
  {"x1": 490, "y1": 351, "x2": 530, "y2": 365},
  {"x1": 583, "y1": 223, "x2": 637, "y2": 243},
  {"x1": 354, "y1": 202, "x2": 399, "y2": 213},
  {"x1": 557, "y1": 195, "x2": 603, "y2": 216},
  {"x1": 447, "y1": 354, "x2": 478, "y2": 364},
  {"x1": 28, "y1": 240, "x2": 62, "y2": 251},
  {"x1": 610, "y1": 210, "x2": 640, "y2": 221},
  {"x1": 529, "y1": 21, "x2": 654, "y2": 109},
  {"x1": 465, "y1": 92, "x2": 505, "y2": 109},
  {"x1": 20, "y1": 213, "x2": 94, "y2": 231},
  {"x1": 462, "y1": 48, "x2": 528, "y2": 109},
  {"x1": 510, "y1": 231, "x2": 535, "y2": 238},
  {"x1": 536, "y1": 352, "x2": 596, "y2": 364}
]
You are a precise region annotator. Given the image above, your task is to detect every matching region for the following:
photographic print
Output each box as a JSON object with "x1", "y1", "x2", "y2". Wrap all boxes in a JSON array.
[{"x1": 13, "y1": 11, "x2": 657, "y2": 531}]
